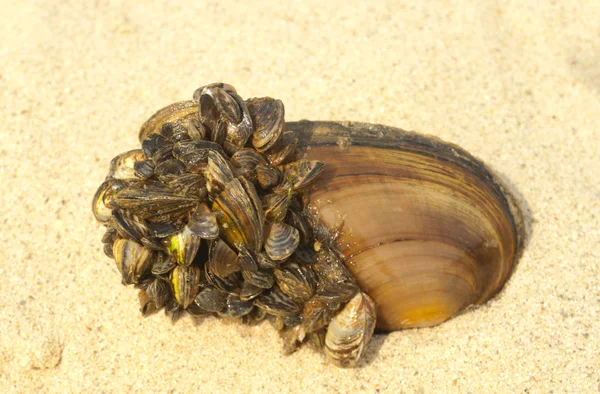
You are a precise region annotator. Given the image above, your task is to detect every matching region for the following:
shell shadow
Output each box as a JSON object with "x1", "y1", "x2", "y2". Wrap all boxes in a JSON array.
[
  {"x1": 489, "y1": 165, "x2": 534, "y2": 258},
  {"x1": 355, "y1": 332, "x2": 390, "y2": 368}
]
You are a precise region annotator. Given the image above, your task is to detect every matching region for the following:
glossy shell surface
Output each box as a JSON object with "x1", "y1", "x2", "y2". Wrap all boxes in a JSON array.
[{"x1": 290, "y1": 121, "x2": 525, "y2": 331}]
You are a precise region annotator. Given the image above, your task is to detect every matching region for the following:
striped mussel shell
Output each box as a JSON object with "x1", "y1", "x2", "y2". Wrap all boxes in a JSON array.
[
  {"x1": 170, "y1": 265, "x2": 201, "y2": 309},
  {"x1": 212, "y1": 177, "x2": 265, "y2": 252},
  {"x1": 264, "y1": 222, "x2": 299, "y2": 261},
  {"x1": 107, "y1": 149, "x2": 146, "y2": 180},
  {"x1": 324, "y1": 292, "x2": 376, "y2": 368},
  {"x1": 246, "y1": 97, "x2": 285, "y2": 152},
  {"x1": 194, "y1": 287, "x2": 228, "y2": 313},
  {"x1": 113, "y1": 239, "x2": 154, "y2": 285},
  {"x1": 163, "y1": 225, "x2": 201, "y2": 267},
  {"x1": 138, "y1": 101, "x2": 198, "y2": 142},
  {"x1": 207, "y1": 238, "x2": 241, "y2": 278},
  {"x1": 188, "y1": 203, "x2": 219, "y2": 240}
]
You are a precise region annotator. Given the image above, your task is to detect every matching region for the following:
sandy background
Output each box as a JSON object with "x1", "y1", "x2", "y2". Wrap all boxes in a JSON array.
[{"x1": 1, "y1": 0, "x2": 599, "y2": 392}]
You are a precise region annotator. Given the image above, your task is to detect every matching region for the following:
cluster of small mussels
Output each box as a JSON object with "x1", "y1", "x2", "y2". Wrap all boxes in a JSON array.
[{"x1": 92, "y1": 83, "x2": 376, "y2": 367}]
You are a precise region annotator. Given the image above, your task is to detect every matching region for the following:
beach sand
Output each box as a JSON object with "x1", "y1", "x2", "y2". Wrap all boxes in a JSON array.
[{"x1": 1, "y1": 1, "x2": 598, "y2": 392}]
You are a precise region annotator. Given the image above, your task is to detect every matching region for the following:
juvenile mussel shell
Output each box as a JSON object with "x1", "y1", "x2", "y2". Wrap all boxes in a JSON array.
[
  {"x1": 290, "y1": 120, "x2": 526, "y2": 331},
  {"x1": 265, "y1": 222, "x2": 299, "y2": 261},
  {"x1": 138, "y1": 101, "x2": 198, "y2": 142},
  {"x1": 324, "y1": 292, "x2": 376, "y2": 368},
  {"x1": 113, "y1": 239, "x2": 154, "y2": 285}
]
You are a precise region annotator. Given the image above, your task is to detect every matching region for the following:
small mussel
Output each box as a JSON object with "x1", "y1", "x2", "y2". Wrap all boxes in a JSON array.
[
  {"x1": 324, "y1": 292, "x2": 376, "y2": 368},
  {"x1": 93, "y1": 83, "x2": 525, "y2": 368},
  {"x1": 171, "y1": 265, "x2": 201, "y2": 309}
]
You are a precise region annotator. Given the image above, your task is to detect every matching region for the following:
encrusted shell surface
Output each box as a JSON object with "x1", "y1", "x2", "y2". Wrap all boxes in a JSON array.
[
  {"x1": 94, "y1": 84, "x2": 526, "y2": 369},
  {"x1": 290, "y1": 121, "x2": 526, "y2": 331}
]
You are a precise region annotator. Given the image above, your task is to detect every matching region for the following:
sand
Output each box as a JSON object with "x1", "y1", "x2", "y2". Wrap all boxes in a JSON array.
[{"x1": 1, "y1": 1, "x2": 599, "y2": 392}]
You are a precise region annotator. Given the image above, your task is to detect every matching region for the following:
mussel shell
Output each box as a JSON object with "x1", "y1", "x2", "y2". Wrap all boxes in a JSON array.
[
  {"x1": 198, "y1": 86, "x2": 241, "y2": 131},
  {"x1": 273, "y1": 262, "x2": 316, "y2": 301},
  {"x1": 172, "y1": 140, "x2": 225, "y2": 174},
  {"x1": 263, "y1": 191, "x2": 291, "y2": 223},
  {"x1": 286, "y1": 210, "x2": 313, "y2": 245},
  {"x1": 107, "y1": 150, "x2": 146, "y2": 180},
  {"x1": 142, "y1": 133, "x2": 170, "y2": 160},
  {"x1": 311, "y1": 247, "x2": 352, "y2": 286},
  {"x1": 114, "y1": 183, "x2": 197, "y2": 223},
  {"x1": 92, "y1": 179, "x2": 119, "y2": 222},
  {"x1": 194, "y1": 287, "x2": 227, "y2": 312},
  {"x1": 256, "y1": 251, "x2": 279, "y2": 269},
  {"x1": 230, "y1": 148, "x2": 267, "y2": 180},
  {"x1": 167, "y1": 174, "x2": 206, "y2": 199},
  {"x1": 161, "y1": 122, "x2": 191, "y2": 142},
  {"x1": 290, "y1": 121, "x2": 525, "y2": 331},
  {"x1": 163, "y1": 225, "x2": 201, "y2": 267},
  {"x1": 281, "y1": 159, "x2": 325, "y2": 191},
  {"x1": 182, "y1": 117, "x2": 207, "y2": 141},
  {"x1": 316, "y1": 281, "x2": 359, "y2": 305},
  {"x1": 112, "y1": 208, "x2": 162, "y2": 250},
  {"x1": 204, "y1": 151, "x2": 234, "y2": 197},
  {"x1": 254, "y1": 287, "x2": 302, "y2": 317},
  {"x1": 188, "y1": 203, "x2": 219, "y2": 240},
  {"x1": 154, "y1": 158, "x2": 186, "y2": 182},
  {"x1": 138, "y1": 101, "x2": 198, "y2": 142},
  {"x1": 280, "y1": 324, "x2": 306, "y2": 355},
  {"x1": 101, "y1": 225, "x2": 118, "y2": 244},
  {"x1": 246, "y1": 97, "x2": 285, "y2": 152},
  {"x1": 208, "y1": 239, "x2": 241, "y2": 278},
  {"x1": 138, "y1": 290, "x2": 158, "y2": 316},
  {"x1": 301, "y1": 298, "x2": 336, "y2": 333},
  {"x1": 212, "y1": 178, "x2": 265, "y2": 251},
  {"x1": 133, "y1": 159, "x2": 155, "y2": 179},
  {"x1": 222, "y1": 92, "x2": 253, "y2": 155},
  {"x1": 170, "y1": 265, "x2": 201, "y2": 308},
  {"x1": 256, "y1": 164, "x2": 280, "y2": 190},
  {"x1": 324, "y1": 292, "x2": 376, "y2": 368},
  {"x1": 113, "y1": 239, "x2": 153, "y2": 285},
  {"x1": 265, "y1": 134, "x2": 298, "y2": 167},
  {"x1": 150, "y1": 252, "x2": 176, "y2": 276},
  {"x1": 242, "y1": 269, "x2": 274, "y2": 289},
  {"x1": 264, "y1": 222, "x2": 299, "y2": 261},
  {"x1": 238, "y1": 246, "x2": 258, "y2": 271},
  {"x1": 147, "y1": 222, "x2": 182, "y2": 239},
  {"x1": 146, "y1": 278, "x2": 171, "y2": 309},
  {"x1": 204, "y1": 263, "x2": 240, "y2": 293},
  {"x1": 219, "y1": 294, "x2": 254, "y2": 318},
  {"x1": 103, "y1": 241, "x2": 115, "y2": 259},
  {"x1": 240, "y1": 281, "x2": 263, "y2": 301},
  {"x1": 193, "y1": 83, "x2": 237, "y2": 101}
]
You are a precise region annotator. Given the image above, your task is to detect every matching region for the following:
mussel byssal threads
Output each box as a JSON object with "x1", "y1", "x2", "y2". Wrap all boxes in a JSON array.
[{"x1": 93, "y1": 83, "x2": 525, "y2": 367}]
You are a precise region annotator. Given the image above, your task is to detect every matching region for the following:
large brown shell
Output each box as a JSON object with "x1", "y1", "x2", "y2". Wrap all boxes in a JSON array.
[{"x1": 289, "y1": 121, "x2": 526, "y2": 331}]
